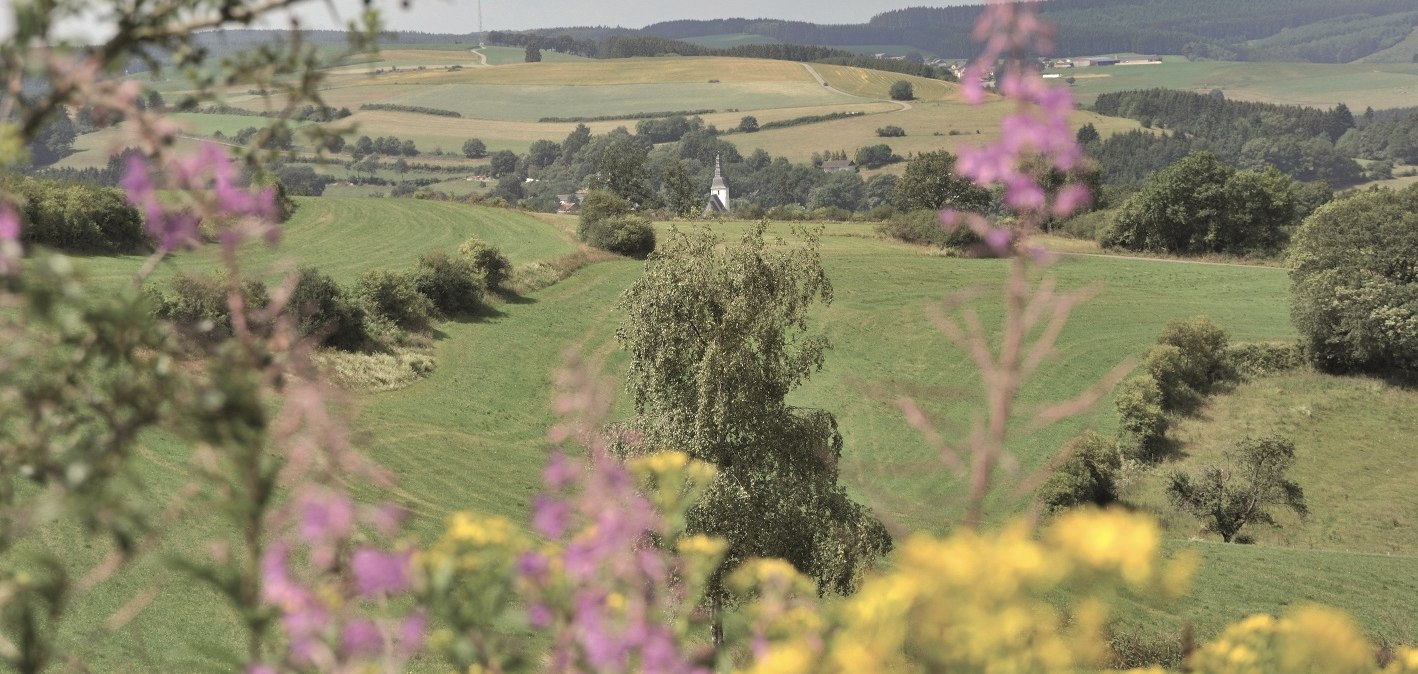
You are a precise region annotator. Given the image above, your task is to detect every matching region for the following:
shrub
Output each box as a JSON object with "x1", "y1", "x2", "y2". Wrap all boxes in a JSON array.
[
  {"x1": 1227, "y1": 341, "x2": 1304, "y2": 379},
  {"x1": 577, "y1": 190, "x2": 631, "y2": 230},
  {"x1": 13, "y1": 177, "x2": 148, "y2": 253},
  {"x1": 1289, "y1": 184, "x2": 1418, "y2": 373},
  {"x1": 1115, "y1": 375, "x2": 1168, "y2": 461},
  {"x1": 287, "y1": 267, "x2": 368, "y2": 351},
  {"x1": 1167, "y1": 435, "x2": 1308, "y2": 542},
  {"x1": 580, "y1": 215, "x2": 656, "y2": 259},
  {"x1": 1142, "y1": 344, "x2": 1203, "y2": 414},
  {"x1": 1156, "y1": 315, "x2": 1234, "y2": 398},
  {"x1": 458, "y1": 237, "x2": 512, "y2": 291},
  {"x1": 876, "y1": 125, "x2": 906, "y2": 137},
  {"x1": 1038, "y1": 431, "x2": 1121, "y2": 513},
  {"x1": 889, "y1": 80, "x2": 914, "y2": 100},
  {"x1": 356, "y1": 269, "x2": 435, "y2": 331},
  {"x1": 150, "y1": 272, "x2": 269, "y2": 344},
  {"x1": 412, "y1": 251, "x2": 485, "y2": 315},
  {"x1": 876, "y1": 209, "x2": 981, "y2": 250}
]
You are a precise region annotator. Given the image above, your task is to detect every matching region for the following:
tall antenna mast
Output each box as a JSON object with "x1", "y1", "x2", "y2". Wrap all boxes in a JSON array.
[{"x1": 478, "y1": 0, "x2": 484, "y2": 44}]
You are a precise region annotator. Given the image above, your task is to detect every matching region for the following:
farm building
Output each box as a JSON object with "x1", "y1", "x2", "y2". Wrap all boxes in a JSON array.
[{"x1": 822, "y1": 159, "x2": 857, "y2": 173}]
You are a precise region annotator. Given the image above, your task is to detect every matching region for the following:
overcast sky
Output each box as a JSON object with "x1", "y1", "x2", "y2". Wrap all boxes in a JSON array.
[{"x1": 1, "y1": 0, "x2": 976, "y2": 40}]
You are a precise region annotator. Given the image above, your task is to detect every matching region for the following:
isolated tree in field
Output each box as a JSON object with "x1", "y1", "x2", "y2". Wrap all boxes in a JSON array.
[
  {"x1": 854, "y1": 143, "x2": 896, "y2": 169},
  {"x1": 462, "y1": 138, "x2": 487, "y2": 159},
  {"x1": 613, "y1": 223, "x2": 891, "y2": 611},
  {"x1": 1289, "y1": 184, "x2": 1418, "y2": 373},
  {"x1": 394, "y1": 158, "x2": 410, "y2": 181},
  {"x1": 889, "y1": 79, "x2": 914, "y2": 101},
  {"x1": 893, "y1": 150, "x2": 991, "y2": 212},
  {"x1": 737, "y1": 115, "x2": 759, "y2": 133},
  {"x1": 525, "y1": 42, "x2": 541, "y2": 62},
  {"x1": 1167, "y1": 435, "x2": 1308, "y2": 543}
]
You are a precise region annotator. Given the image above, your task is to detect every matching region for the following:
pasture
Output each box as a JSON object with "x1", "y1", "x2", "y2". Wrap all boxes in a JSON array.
[
  {"x1": 114, "y1": 51, "x2": 1152, "y2": 163},
  {"x1": 32, "y1": 201, "x2": 1418, "y2": 668},
  {"x1": 1052, "y1": 58, "x2": 1418, "y2": 110}
]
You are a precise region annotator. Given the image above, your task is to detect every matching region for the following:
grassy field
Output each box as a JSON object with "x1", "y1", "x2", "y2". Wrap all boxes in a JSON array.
[
  {"x1": 108, "y1": 52, "x2": 1148, "y2": 162},
  {"x1": 76, "y1": 197, "x2": 577, "y2": 288},
  {"x1": 1052, "y1": 58, "x2": 1418, "y2": 110},
  {"x1": 477, "y1": 45, "x2": 590, "y2": 65},
  {"x1": 34, "y1": 201, "x2": 1418, "y2": 668}
]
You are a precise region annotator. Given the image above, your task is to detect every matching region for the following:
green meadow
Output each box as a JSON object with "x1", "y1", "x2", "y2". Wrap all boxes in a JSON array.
[
  {"x1": 1052, "y1": 58, "x2": 1418, "y2": 110},
  {"x1": 31, "y1": 196, "x2": 1417, "y2": 670}
]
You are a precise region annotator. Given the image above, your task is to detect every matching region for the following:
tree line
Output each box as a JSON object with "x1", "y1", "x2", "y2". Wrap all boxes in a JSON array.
[
  {"x1": 1084, "y1": 90, "x2": 1364, "y2": 186},
  {"x1": 637, "y1": 0, "x2": 1417, "y2": 62}
]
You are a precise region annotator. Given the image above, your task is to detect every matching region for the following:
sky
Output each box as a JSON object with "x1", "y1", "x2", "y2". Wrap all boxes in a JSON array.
[{"x1": 1, "y1": 0, "x2": 977, "y2": 40}]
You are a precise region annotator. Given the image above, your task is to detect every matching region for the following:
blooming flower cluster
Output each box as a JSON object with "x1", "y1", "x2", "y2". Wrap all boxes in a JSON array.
[
  {"x1": 517, "y1": 449, "x2": 721, "y2": 674},
  {"x1": 120, "y1": 142, "x2": 278, "y2": 251},
  {"x1": 944, "y1": 1, "x2": 1092, "y2": 253},
  {"x1": 255, "y1": 486, "x2": 424, "y2": 674},
  {"x1": 730, "y1": 507, "x2": 1193, "y2": 674},
  {"x1": 1190, "y1": 607, "x2": 1418, "y2": 674}
]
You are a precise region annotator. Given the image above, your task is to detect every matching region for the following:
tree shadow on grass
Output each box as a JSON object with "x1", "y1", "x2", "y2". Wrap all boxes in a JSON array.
[{"x1": 491, "y1": 288, "x2": 536, "y2": 305}]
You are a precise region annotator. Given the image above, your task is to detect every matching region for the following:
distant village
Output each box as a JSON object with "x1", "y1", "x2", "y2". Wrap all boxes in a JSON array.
[{"x1": 868, "y1": 51, "x2": 1165, "y2": 82}]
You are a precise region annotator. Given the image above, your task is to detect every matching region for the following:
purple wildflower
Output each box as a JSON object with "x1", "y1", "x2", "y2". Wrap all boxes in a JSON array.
[
  {"x1": 342, "y1": 619, "x2": 382, "y2": 656},
  {"x1": 351, "y1": 547, "x2": 411, "y2": 597},
  {"x1": 532, "y1": 495, "x2": 572, "y2": 538}
]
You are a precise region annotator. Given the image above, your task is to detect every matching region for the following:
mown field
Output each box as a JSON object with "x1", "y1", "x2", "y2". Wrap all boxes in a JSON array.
[
  {"x1": 1052, "y1": 57, "x2": 1418, "y2": 110},
  {"x1": 119, "y1": 51, "x2": 1144, "y2": 163},
  {"x1": 30, "y1": 196, "x2": 1417, "y2": 671}
]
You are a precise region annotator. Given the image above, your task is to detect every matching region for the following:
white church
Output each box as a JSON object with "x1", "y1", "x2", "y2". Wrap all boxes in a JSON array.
[{"x1": 701, "y1": 155, "x2": 730, "y2": 217}]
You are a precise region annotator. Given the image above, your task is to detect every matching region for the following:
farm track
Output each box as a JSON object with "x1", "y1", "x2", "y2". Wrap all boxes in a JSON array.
[{"x1": 800, "y1": 62, "x2": 913, "y2": 111}]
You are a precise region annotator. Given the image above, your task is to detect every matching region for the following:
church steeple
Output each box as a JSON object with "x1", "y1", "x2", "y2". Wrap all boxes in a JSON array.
[{"x1": 708, "y1": 153, "x2": 730, "y2": 212}]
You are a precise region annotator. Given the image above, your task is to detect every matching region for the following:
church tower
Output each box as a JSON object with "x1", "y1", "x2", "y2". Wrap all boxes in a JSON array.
[{"x1": 702, "y1": 154, "x2": 730, "y2": 216}]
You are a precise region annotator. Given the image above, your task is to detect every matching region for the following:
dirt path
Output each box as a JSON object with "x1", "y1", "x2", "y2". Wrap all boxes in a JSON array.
[
  {"x1": 799, "y1": 62, "x2": 913, "y2": 111},
  {"x1": 1057, "y1": 251, "x2": 1286, "y2": 270},
  {"x1": 471, "y1": 47, "x2": 489, "y2": 66}
]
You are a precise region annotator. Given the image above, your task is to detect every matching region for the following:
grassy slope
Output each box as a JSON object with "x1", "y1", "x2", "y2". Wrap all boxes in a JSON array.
[
  {"x1": 76, "y1": 197, "x2": 576, "y2": 289},
  {"x1": 42, "y1": 204, "x2": 1418, "y2": 666},
  {"x1": 1053, "y1": 58, "x2": 1418, "y2": 110},
  {"x1": 183, "y1": 53, "x2": 1141, "y2": 160}
]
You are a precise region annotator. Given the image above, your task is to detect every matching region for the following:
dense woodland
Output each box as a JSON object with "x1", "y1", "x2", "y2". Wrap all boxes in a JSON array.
[
  {"x1": 1085, "y1": 89, "x2": 1366, "y2": 186},
  {"x1": 641, "y1": 0, "x2": 1418, "y2": 61}
]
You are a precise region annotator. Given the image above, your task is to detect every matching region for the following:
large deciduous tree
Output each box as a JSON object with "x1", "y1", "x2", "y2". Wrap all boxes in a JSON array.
[
  {"x1": 1289, "y1": 184, "x2": 1418, "y2": 373},
  {"x1": 893, "y1": 150, "x2": 991, "y2": 213},
  {"x1": 1167, "y1": 436, "x2": 1308, "y2": 543},
  {"x1": 1101, "y1": 151, "x2": 1294, "y2": 255},
  {"x1": 612, "y1": 223, "x2": 891, "y2": 612}
]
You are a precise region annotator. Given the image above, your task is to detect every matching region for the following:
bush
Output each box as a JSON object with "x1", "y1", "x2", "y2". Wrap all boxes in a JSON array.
[
  {"x1": 580, "y1": 215, "x2": 656, "y2": 259},
  {"x1": 458, "y1": 237, "x2": 512, "y2": 291},
  {"x1": 412, "y1": 251, "x2": 485, "y2": 315},
  {"x1": 875, "y1": 209, "x2": 981, "y2": 250},
  {"x1": 889, "y1": 80, "x2": 914, "y2": 101},
  {"x1": 876, "y1": 125, "x2": 906, "y2": 137},
  {"x1": 1142, "y1": 344, "x2": 1203, "y2": 414},
  {"x1": 1156, "y1": 315, "x2": 1234, "y2": 400},
  {"x1": 356, "y1": 269, "x2": 435, "y2": 331},
  {"x1": 287, "y1": 268, "x2": 368, "y2": 351},
  {"x1": 13, "y1": 177, "x2": 148, "y2": 253},
  {"x1": 150, "y1": 272, "x2": 269, "y2": 344},
  {"x1": 1115, "y1": 375, "x2": 1168, "y2": 461},
  {"x1": 1227, "y1": 341, "x2": 1304, "y2": 379},
  {"x1": 1038, "y1": 431, "x2": 1121, "y2": 513},
  {"x1": 578, "y1": 190, "x2": 631, "y2": 229},
  {"x1": 1289, "y1": 184, "x2": 1418, "y2": 373}
]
